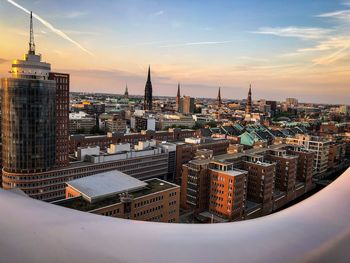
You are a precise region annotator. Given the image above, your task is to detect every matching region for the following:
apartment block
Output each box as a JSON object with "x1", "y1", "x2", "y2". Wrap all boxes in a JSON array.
[
  {"x1": 328, "y1": 143, "x2": 346, "y2": 169},
  {"x1": 286, "y1": 135, "x2": 331, "y2": 177},
  {"x1": 287, "y1": 146, "x2": 314, "y2": 192},
  {"x1": 266, "y1": 149, "x2": 298, "y2": 202},
  {"x1": 175, "y1": 138, "x2": 230, "y2": 182},
  {"x1": 242, "y1": 155, "x2": 276, "y2": 215},
  {"x1": 208, "y1": 161, "x2": 248, "y2": 222},
  {"x1": 181, "y1": 158, "x2": 211, "y2": 213}
]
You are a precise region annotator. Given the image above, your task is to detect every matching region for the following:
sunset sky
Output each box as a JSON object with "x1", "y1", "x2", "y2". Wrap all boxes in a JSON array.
[{"x1": 0, "y1": 0, "x2": 349, "y2": 104}]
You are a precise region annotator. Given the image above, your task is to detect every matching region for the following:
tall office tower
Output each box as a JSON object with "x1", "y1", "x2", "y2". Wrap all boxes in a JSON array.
[
  {"x1": 49, "y1": 72, "x2": 70, "y2": 167},
  {"x1": 245, "y1": 84, "x2": 252, "y2": 114},
  {"x1": 144, "y1": 66, "x2": 153, "y2": 110},
  {"x1": 176, "y1": 83, "x2": 181, "y2": 112},
  {"x1": 1, "y1": 12, "x2": 56, "y2": 177},
  {"x1": 124, "y1": 84, "x2": 129, "y2": 99},
  {"x1": 217, "y1": 87, "x2": 222, "y2": 108}
]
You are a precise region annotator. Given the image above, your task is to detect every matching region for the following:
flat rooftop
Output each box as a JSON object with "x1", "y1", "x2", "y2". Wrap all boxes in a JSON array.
[
  {"x1": 66, "y1": 171, "x2": 148, "y2": 202},
  {"x1": 57, "y1": 178, "x2": 178, "y2": 212},
  {"x1": 210, "y1": 168, "x2": 247, "y2": 177}
]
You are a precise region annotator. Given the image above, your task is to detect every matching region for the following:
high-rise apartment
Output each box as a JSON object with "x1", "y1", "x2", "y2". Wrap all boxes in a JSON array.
[{"x1": 49, "y1": 72, "x2": 70, "y2": 167}]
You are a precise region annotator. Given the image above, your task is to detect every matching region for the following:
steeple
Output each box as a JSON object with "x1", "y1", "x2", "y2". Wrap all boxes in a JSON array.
[
  {"x1": 124, "y1": 83, "x2": 129, "y2": 99},
  {"x1": 217, "y1": 87, "x2": 222, "y2": 107},
  {"x1": 29, "y1": 11, "x2": 35, "y2": 55},
  {"x1": 147, "y1": 65, "x2": 151, "y2": 83},
  {"x1": 176, "y1": 83, "x2": 181, "y2": 112},
  {"x1": 144, "y1": 65, "x2": 153, "y2": 110},
  {"x1": 245, "y1": 84, "x2": 252, "y2": 114}
]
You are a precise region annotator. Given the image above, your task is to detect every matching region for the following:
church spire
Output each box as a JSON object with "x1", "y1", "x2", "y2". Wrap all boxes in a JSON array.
[
  {"x1": 217, "y1": 87, "x2": 222, "y2": 107},
  {"x1": 144, "y1": 65, "x2": 153, "y2": 110},
  {"x1": 29, "y1": 11, "x2": 36, "y2": 55},
  {"x1": 246, "y1": 84, "x2": 252, "y2": 114},
  {"x1": 147, "y1": 65, "x2": 151, "y2": 83},
  {"x1": 124, "y1": 83, "x2": 129, "y2": 99},
  {"x1": 176, "y1": 83, "x2": 181, "y2": 112}
]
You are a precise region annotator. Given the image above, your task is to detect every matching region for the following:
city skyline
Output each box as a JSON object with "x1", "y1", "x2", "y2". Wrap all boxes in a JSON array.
[{"x1": 0, "y1": 0, "x2": 349, "y2": 104}]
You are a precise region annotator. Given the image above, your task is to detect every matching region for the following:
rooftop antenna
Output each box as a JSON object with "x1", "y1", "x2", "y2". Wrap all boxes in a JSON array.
[{"x1": 29, "y1": 11, "x2": 35, "y2": 54}]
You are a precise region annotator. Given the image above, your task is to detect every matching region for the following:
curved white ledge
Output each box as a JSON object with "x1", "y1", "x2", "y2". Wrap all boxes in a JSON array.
[{"x1": 0, "y1": 168, "x2": 349, "y2": 263}]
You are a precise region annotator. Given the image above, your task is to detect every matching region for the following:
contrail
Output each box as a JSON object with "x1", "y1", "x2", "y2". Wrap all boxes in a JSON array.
[{"x1": 7, "y1": 0, "x2": 94, "y2": 56}]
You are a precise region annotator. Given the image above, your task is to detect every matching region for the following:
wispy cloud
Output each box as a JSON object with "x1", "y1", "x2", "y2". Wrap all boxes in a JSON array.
[
  {"x1": 253, "y1": 26, "x2": 333, "y2": 40},
  {"x1": 298, "y1": 37, "x2": 350, "y2": 52},
  {"x1": 160, "y1": 40, "x2": 236, "y2": 48},
  {"x1": 312, "y1": 46, "x2": 350, "y2": 65},
  {"x1": 153, "y1": 10, "x2": 165, "y2": 16},
  {"x1": 7, "y1": 0, "x2": 94, "y2": 56},
  {"x1": 317, "y1": 10, "x2": 350, "y2": 21},
  {"x1": 64, "y1": 11, "x2": 89, "y2": 19}
]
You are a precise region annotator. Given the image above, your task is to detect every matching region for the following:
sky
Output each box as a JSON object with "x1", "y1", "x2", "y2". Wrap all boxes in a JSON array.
[{"x1": 0, "y1": 0, "x2": 349, "y2": 104}]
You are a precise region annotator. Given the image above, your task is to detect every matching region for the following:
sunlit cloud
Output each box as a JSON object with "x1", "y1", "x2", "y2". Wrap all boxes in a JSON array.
[
  {"x1": 6, "y1": 0, "x2": 94, "y2": 56},
  {"x1": 253, "y1": 27, "x2": 333, "y2": 40},
  {"x1": 298, "y1": 37, "x2": 350, "y2": 52}
]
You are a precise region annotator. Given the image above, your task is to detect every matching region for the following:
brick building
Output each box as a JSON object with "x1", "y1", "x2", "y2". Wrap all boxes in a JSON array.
[
  {"x1": 49, "y1": 72, "x2": 70, "y2": 167},
  {"x1": 208, "y1": 161, "x2": 248, "y2": 221},
  {"x1": 242, "y1": 155, "x2": 276, "y2": 215},
  {"x1": 56, "y1": 171, "x2": 180, "y2": 223},
  {"x1": 287, "y1": 146, "x2": 315, "y2": 192},
  {"x1": 266, "y1": 149, "x2": 298, "y2": 202}
]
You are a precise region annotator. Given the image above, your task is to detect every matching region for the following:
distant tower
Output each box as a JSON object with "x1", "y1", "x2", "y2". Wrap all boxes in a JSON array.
[
  {"x1": 245, "y1": 84, "x2": 252, "y2": 114},
  {"x1": 144, "y1": 66, "x2": 153, "y2": 110},
  {"x1": 217, "y1": 87, "x2": 222, "y2": 108},
  {"x1": 176, "y1": 83, "x2": 181, "y2": 112},
  {"x1": 124, "y1": 84, "x2": 129, "y2": 99}
]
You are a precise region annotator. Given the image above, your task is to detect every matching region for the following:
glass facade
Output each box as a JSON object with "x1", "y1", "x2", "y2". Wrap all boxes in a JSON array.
[{"x1": 1, "y1": 78, "x2": 56, "y2": 173}]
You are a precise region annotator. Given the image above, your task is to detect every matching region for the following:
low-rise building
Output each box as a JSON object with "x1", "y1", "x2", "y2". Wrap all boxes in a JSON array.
[
  {"x1": 105, "y1": 116, "x2": 127, "y2": 133},
  {"x1": 69, "y1": 111, "x2": 96, "y2": 134},
  {"x1": 158, "y1": 114, "x2": 195, "y2": 130},
  {"x1": 56, "y1": 171, "x2": 180, "y2": 223}
]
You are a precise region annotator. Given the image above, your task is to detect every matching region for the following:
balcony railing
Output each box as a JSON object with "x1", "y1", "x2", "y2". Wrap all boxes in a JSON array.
[{"x1": 0, "y1": 168, "x2": 349, "y2": 263}]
